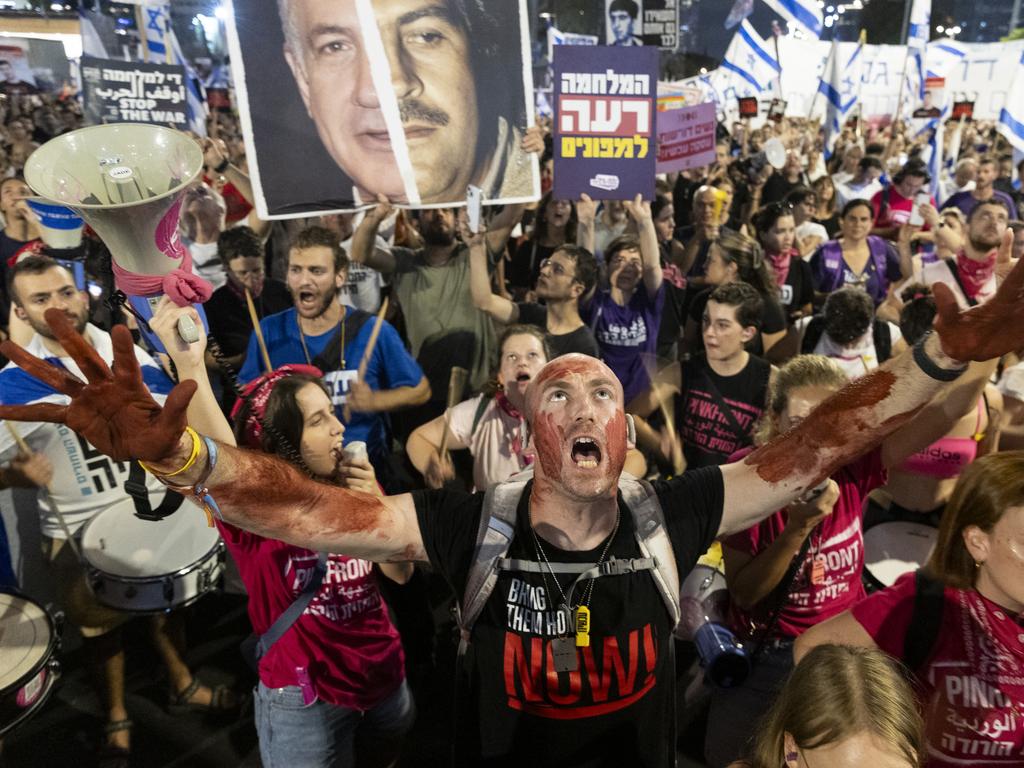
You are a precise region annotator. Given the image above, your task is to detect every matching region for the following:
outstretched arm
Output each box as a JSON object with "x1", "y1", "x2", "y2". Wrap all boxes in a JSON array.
[
  {"x1": 624, "y1": 194, "x2": 663, "y2": 298},
  {"x1": 0, "y1": 310, "x2": 426, "y2": 564},
  {"x1": 468, "y1": 231, "x2": 519, "y2": 324},
  {"x1": 716, "y1": 258, "x2": 1024, "y2": 537}
]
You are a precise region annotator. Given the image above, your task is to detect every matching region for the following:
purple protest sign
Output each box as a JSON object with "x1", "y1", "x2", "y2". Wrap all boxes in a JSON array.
[
  {"x1": 553, "y1": 46, "x2": 658, "y2": 201},
  {"x1": 656, "y1": 102, "x2": 716, "y2": 174}
]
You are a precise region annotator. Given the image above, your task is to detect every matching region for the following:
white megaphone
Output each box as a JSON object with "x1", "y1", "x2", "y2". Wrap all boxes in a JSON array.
[
  {"x1": 24, "y1": 123, "x2": 209, "y2": 352},
  {"x1": 761, "y1": 137, "x2": 787, "y2": 170}
]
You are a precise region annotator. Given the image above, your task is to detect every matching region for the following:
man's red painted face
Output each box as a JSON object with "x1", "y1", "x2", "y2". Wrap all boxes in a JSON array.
[{"x1": 527, "y1": 355, "x2": 627, "y2": 500}]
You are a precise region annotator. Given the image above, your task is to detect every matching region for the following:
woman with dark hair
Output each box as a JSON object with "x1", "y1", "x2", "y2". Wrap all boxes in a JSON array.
[
  {"x1": 683, "y1": 231, "x2": 787, "y2": 356},
  {"x1": 508, "y1": 192, "x2": 577, "y2": 296},
  {"x1": 811, "y1": 174, "x2": 841, "y2": 237},
  {"x1": 732, "y1": 645, "x2": 923, "y2": 768},
  {"x1": 809, "y1": 198, "x2": 908, "y2": 307},
  {"x1": 652, "y1": 194, "x2": 689, "y2": 358},
  {"x1": 752, "y1": 202, "x2": 814, "y2": 324},
  {"x1": 797, "y1": 452, "x2": 1024, "y2": 768},
  {"x1": 149, "y1": 301, "x2": 414, "y2": 768}
]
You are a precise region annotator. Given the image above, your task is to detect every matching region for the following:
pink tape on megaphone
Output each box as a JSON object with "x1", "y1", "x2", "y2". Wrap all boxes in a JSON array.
[{"x1": 110, "y1": 248, "x2": 213, "y2": 306}]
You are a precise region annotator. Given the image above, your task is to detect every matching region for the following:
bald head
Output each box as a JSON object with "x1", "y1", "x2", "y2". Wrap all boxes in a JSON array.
[{"x1": 525, "y1": 354, "x2": 623, "y2": 421}]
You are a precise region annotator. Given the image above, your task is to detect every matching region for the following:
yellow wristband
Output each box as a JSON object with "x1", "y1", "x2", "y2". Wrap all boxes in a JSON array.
[{"x1": 139, "y1": 427, "x2": 201, "y2": 478}]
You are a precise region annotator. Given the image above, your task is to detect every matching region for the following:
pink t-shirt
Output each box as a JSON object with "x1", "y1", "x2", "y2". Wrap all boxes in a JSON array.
[
  {"x1": 724, "y1": 448, "x2": 886, "y2": 638},
  {"x1": 852, "y1": 573, "x2": 1024, "y2": 767},
  {"x1": 218, "y1": 522, "x2": 405, "y2": 709}
]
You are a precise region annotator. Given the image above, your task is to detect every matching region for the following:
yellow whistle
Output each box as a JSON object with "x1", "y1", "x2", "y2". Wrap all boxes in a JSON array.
[{"x1": 575, "y1": 606, "x2": 591, "y2": 648}]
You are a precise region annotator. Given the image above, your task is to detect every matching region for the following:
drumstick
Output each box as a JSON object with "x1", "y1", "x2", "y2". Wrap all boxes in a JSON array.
[
  {"x1": 5, "y1": 422, "x2": 83, "y2": 561},
  {"x1": 343, "y1": 297, "x2": 389, "y2": 422},
  {"x1": 244, "y1": 287, "x2": 273, "y2": 375},
  {"x1": 438, "y1": 366, "x2": 468, "y2": 458},
  {"x1": 640, "y1": 354, "x2": 684, "y2": 475}
]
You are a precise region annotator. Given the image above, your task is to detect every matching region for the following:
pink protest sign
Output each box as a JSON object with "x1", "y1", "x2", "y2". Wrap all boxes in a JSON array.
[{"x1": 656, "y1": 102, "x2": 716, "y2": 174}]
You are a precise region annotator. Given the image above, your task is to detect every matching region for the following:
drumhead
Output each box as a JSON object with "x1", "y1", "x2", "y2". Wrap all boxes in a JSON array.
[
  {"x1": 81, "y1": 498, "x2": 221, "y2": 578},
  {"x1": 0, "y1": 593, "x2": 52, "y2": 690},
  {"x1": 864, "y1": 521, "x2": 938, "y2": 588}
]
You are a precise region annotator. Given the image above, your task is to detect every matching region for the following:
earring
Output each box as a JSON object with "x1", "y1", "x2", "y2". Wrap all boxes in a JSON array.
[{"x1": 785, "y1": 752, "x2": 799, "y2": 764}]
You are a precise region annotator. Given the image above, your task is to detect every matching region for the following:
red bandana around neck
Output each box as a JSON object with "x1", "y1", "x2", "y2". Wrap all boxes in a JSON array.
[
  {"x1": 956, "y1": 249, "x2": 997, "y2": 300},
  {"x1": 766, "y1": 248, "x2": 796, "y2": 287}
]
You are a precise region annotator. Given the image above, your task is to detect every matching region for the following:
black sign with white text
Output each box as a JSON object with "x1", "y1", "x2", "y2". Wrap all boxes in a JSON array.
[{"x1": 80, "y1": 56, "x2": 189, "y2": 129}]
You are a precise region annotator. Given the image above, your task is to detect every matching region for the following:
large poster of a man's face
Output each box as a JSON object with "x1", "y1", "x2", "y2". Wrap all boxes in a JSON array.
[{"x1": 227, "y1": 0, "x2": 539, "y2": 217}]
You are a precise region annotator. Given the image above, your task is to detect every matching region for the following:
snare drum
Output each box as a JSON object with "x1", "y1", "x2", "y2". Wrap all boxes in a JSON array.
[
  {"x1": 0, "y1": 591, "x2": 60, "y2": 736},
  {"x1": 863, "y1": 521, "x2": 937, "y2": 592},
  {"x1": 80, "y1": 498, "x2": 225, "y2": 613}
]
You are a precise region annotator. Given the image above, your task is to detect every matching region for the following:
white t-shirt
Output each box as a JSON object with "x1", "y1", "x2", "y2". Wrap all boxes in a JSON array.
[
  {"x1": 339, "y1": 234, "x2": 388, "y2": 313},
  {"x1": 0, "y1": 326, "x2": 173, "y2": 537},
  {"x1": 997, "y1": 361, "x2": 1024, "y2": 403},
  {"x1": 796, "y1": 220, "x2": 829, "y2": 257},
  {"x1": 915, "y1": 258, "x2": 997, "y2": 310},
  {"x1": 795, "y1": 316, "x2": 902, "y2": 380},
  {"x1": 835, "y1": 178, "x2": 883, "y2": 208},
  {"x1": 446, "y1": 393, "x2": 529, "y2": 492},
  {"x1": 187, "y1": 240, "x2": 227, "y2": 291}
]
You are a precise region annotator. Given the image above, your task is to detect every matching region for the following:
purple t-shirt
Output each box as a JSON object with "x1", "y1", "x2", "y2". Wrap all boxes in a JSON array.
[
  {"x1": 582, "y1": 284, "x2": 665, "y2": 404},
  {"x1": 941, "y1": 189, "x2": 1016, "y2": 218}
]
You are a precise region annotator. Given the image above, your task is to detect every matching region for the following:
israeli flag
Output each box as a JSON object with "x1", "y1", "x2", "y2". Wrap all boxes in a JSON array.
[
  {"x1": 998, "y1": 51, "x2": 1024, "y2": 154},
  {"x1": 127, "y1": 1, "x2": 208, "y2": 136},
  {"x1": 719, "y1": 19, "x2": 780, "y2": 96},
  {"x1": 907, "y1": 0, "x2": 931, "y2": 100},
  {"x1": 819, "y1": 38, "x2": 863, "y2": 159},
  {"x1": 925, "y1": 39, "x2": 967, "y2": 80},
  {"x1": 761, "y1": 0, "x2": 823, "y2": 39}
]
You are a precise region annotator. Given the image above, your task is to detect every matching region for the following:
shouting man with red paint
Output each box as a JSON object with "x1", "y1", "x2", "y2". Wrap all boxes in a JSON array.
[{"x1": 2, "y1": 254, "x2": 1024, "y2": 766}]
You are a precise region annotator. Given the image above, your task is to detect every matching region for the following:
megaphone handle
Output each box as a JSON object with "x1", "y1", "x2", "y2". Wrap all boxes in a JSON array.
[{"x1": 176, "y1": 313, "x2": 199, "y2": 344}]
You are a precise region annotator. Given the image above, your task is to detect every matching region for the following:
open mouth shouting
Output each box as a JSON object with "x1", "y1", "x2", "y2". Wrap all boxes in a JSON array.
[{"x1": 569, "y1": 435, "x2": 603, "y2": 469}]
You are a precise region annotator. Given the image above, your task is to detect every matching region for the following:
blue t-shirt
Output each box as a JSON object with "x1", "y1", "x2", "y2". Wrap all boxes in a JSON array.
[
  {"x1": 581, "y1": 284, "x2": 665, "y2": 405},
  {"x1": 239, "y1": 307, "x2": 424, "y2": 460},
  {"x1": 941, "y1": 189, "x2": 1016, "y2": 219}
]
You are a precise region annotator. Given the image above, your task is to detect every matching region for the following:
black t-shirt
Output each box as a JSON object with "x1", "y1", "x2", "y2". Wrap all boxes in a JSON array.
[
  {"x1": 413, "y1": 471, "x2": 724, "y2": 767},
  {"x1": 677, "y1": 353, "x2": 771, "y2": 468},
  {"x1": 516, "y1": 302, "x2": 600, "y2": 358},
  {"x1": 203, "y1": 279, "x2": 293, "y2": 356},
  {"x1": 814, "y1": 213, "x2": 841, "y2": 238},
  {"x1": 779, "y1": 259, "x2": 814, "y2": 322},
  {"x1": 687, "y1": 287, "x2": 786, "y2": 357}
]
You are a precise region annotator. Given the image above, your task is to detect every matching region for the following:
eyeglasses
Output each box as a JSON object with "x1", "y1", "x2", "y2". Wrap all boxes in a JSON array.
[
  {"x1": 538, "y1": 258, "x2": 573, "y2": 277},
  {"x1": 229, "y1": 267, "x2": 265, "y2": 279}
]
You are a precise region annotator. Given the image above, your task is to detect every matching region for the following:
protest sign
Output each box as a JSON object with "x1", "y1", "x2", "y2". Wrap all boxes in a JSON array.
[
  {"x1": 0, "y1": 42, "x2": 40, "y2": 95},
  {"x1": 737, "y1": 97, "x2": 758, "y2": 117},
  {"x1": 656, "y1": 102, "x2": 716, "y2": 174},
  {"x1": 951, "y1": 101, "x2": 974, "y2": 120},
  {"x1": 80, "y1": 56, "x2": 189, "y2": 129},
  {"x1": 604, "y1": 0, "x2": 678, "y2": 49},
  {"x1": 225, "y1": 0, "x2": 539, "y2": 218},
  {"x1": 553, "y1": 46, "x2": 658, "y2": 201}
]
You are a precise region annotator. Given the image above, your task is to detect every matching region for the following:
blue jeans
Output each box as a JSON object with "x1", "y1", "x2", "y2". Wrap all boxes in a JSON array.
[{"x1": 255, "y1": 679, "x2": 415, "y2": 768}]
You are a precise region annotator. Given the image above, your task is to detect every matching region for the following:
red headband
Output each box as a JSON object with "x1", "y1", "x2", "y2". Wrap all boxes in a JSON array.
[{"x1": 230, "y1": 364, "x2": 323, "y2": 449}]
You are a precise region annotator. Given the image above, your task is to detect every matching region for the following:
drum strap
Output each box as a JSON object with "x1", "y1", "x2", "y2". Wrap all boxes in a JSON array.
[
  {"x1": 255, "y1": 552, "x2": 329, "y2": 660},
  {"x1": 124, "y1": 460, "x2": 186, "y2": 521},
  {"x1": 903, "y1": 569, "x2": 944, "y2": 675}
]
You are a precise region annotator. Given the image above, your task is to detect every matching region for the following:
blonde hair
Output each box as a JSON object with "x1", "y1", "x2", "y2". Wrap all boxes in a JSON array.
[
  {"x1": 925, "y1": 451, "x2": 1024, "y2": 588},
  {"x1": 745, "y1": 645, "x2": 923, "y2": 768},
  {"x1": 753, "y1": 355, "x2": 849, "y2": 445}
]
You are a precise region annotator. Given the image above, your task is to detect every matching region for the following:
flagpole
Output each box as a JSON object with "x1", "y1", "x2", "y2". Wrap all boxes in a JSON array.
[
  {"x1": 773, "y1": 32, "x2": 784, "y2": 98},
  {"x1": 899, "y1": 0, "x2": 912, "y2": 44},
  {"x1": 893, "y1": 45, "x2": 912, "y2": 126}
]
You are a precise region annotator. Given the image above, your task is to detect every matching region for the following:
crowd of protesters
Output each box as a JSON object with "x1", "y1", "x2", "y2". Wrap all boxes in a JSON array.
[{"x1": 0, "y1": 80, "x2": 1023, "y2": 768}]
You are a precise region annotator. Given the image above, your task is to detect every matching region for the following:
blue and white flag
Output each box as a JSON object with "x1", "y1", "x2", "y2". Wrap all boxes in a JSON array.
[
  {"x1": 819, "y1": 36, "x2": 864, "y2": 159},
  {"x1": 78, "y1": 7, "x2": 109, "y2": 58},
  {"x1": 761, "y1": 0, "x2": 823, "y2": 39},
  {"x1": 718, "y1": 19, "x2": 780, "y2": 96},
  {"x1": 998, "y1": 50, "x2": 1024, "y2": 154},
  {"x1": 907, "y1": 0, "x2": 931, "y2": 100},
  {"x1": 925, "y1": 39, "x2": 967, "y2": 80},
  {"x1": 126, "y1": 1, "x2": 207, "y2": 136}
]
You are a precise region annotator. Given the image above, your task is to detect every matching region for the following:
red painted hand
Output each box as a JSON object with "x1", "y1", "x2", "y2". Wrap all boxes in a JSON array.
[
  {"x1": 0, "y1": 309, "x2": 196, "y2": 462},
  {"x1": 933, "y1": 255, "x2": 1024, "y2": 363}
]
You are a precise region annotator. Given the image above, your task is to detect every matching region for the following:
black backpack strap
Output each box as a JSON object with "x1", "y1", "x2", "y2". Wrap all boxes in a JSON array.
[
  {"x1": 872, "y1": 318, "x2": 892, "y2": 362},
  {"x1": 942, "y1": 259, "x2": 979, "y2": 308},
  {"x1": 903, "y1": 569, "x2": 944, "y2": 674},
  {"x1": 312, "y1": 308, "x2": 374, "y2": 372},
  {"x1": 801, "y1": 317, "x2": 825, "y2": 354},
  {"x1": 749, "y1": 534, "x2": 812, "y2": 658},
  {"x1": 256, "y1": 552, "x2": 329, "y2": 661},
  {"x1": 124, "y1": 460, "x2": 185, "y2": 521},
  {"x1": 470, "y1": 394, "x2": 493, "y2": 436}
]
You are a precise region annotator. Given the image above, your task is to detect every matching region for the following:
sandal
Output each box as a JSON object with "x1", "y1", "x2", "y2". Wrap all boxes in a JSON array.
[
  {"x1": 98, "y1": 719, "x2": 132, "y2": 768},
  {"x1": 168, "y1": 677, "x2": 239, "y2": 716}
]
